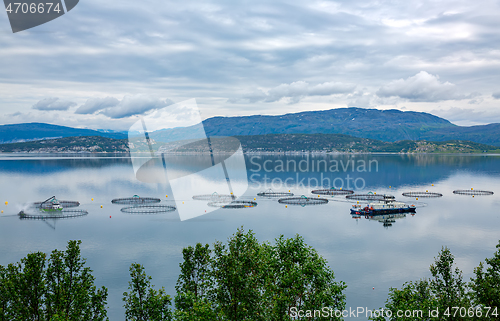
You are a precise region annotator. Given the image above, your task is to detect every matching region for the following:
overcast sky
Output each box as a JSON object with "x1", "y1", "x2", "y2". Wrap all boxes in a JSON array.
[{"x1": 1, "y1": 0, "x2": 500, "y2": 130}]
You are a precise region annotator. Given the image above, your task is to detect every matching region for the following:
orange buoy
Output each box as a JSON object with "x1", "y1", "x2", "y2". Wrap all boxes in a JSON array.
[
  {"x1": 4, "y1": 201, "x2": 7, "y2": 206},
  {"x1": 166, "y1": 195, "x2": 168, "y2": 198},
  {"x1": 109, "y1": 216, "x2": 111, "y2": 218},
  {"x1": 91, "y1": 198, "x2": 94, "y2": 201},
  {"x1": 101, "y1": 205, "x2": 103, "y2": 208}
]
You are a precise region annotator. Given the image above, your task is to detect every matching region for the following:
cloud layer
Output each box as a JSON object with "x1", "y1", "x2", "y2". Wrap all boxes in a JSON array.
[
  {"x1": 1, "y1": 0, "x2": 500, "y2": 127},
  {"x1": 32, "y1": 98, "x2": 77, "y2": 111}
]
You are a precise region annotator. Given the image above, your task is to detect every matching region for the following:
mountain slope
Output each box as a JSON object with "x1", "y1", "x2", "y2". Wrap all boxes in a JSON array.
[
  {"x1": 200, "y1": 108, "x2": 455, "y2": 142},
  {"x1": 0, "y1": 123, "x2": 127, "y2": 144}
]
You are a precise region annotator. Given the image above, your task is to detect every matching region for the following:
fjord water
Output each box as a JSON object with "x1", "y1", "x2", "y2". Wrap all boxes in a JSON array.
[{"x1": 1, "y1": 154, "x2": 500, "y2": 320}]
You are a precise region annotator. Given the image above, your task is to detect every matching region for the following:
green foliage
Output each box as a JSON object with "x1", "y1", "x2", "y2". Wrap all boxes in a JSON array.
[
  {"x1": 123, "y1": 263, "x2": 172, "y2": 321},
  {"x1": 173, "y1": 227, "x2": 346, "y2": 320},
  {"x1": 470, "y1": 241, "x2": 500, "y2": 317},
  {"x1": 370, "y1": 247, "x2": 472, "y2": 321},
  {"x1": 0, "y1": 240, "x2": 108, "y2": 321},
  {"x1": 263, "y1": 235, "x2": 347, "y2": 320}
]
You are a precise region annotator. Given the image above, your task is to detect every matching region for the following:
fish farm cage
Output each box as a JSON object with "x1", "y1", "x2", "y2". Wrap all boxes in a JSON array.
[
  {"x1": 402, "y1": 192, "x2": 443, "y2": 198},
  {"x1": 207, "y1": 201, "x2": 258, "y2": 209},
  {"x1": 278, "y1": 195, "x2": 329, "y2": 206},
  {"x1": 345, "y1": 193, "x2": 395, "y2": 201},
  {"x1": 192, "y1": 193, "x2": 236, "y2": 201},
  {"x1": 311, "y1": 188, "x2": 354, "y2": 196},
  {"x1": 257, "y1": 189, "x2": 294, "y2": 198},
  {"x1": 18, "y1": 209, "x2": 88, "y2": 220},
  {"x1": 111, "y1": 195, "x2": 162, "y2": 205},
  {"x1": 120, "y1": 205, "x2": 177, "y2": 214},
  {"x1": 453, "y1": 190, "x2": 494, "y2": 196},
  {"x1": 34, "y1": 196, "x2": 80, "y2": 209}
]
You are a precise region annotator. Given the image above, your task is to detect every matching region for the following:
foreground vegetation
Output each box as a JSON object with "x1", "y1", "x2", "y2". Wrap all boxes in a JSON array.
[{"x1": 0, "y1": 230, "x2": 498, "y2": 320}]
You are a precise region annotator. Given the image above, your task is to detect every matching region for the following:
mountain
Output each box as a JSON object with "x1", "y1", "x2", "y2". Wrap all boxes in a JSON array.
[
  {"x1": 0, "y1": 123, "x2": 127, "y2": 144},
  {"x1": 3, "y1": 108, "x2": 500, "y2": 146},
  {"x1": 199, "y1": 108, "x2": 456, "y2": 142}
]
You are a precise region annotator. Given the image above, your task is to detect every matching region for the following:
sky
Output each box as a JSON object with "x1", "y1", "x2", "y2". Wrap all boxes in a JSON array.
[{"x1": 1, "y1": 0, "x2": 500, "y2": 130}]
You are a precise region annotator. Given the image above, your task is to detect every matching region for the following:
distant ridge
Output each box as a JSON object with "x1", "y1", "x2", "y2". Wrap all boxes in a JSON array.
[
  {"x1": 201, "y1": 108, "x2": 454, "y2": 141},
  {"x1": 0, "y1": 123, "x2": 127, "y2": 144},
  {"x1": 2, "y1": 108, "x2": 500, "y2": 146}
]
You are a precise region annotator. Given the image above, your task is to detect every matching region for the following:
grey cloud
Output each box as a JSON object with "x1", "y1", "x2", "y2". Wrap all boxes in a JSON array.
[
  {"x1": 234, "y1": 81, "x2": 356, "y2": 104},
  {"x1": 75, "y1": 97, "x2": 120, "y2": 114},
  {"x1": 492, "y1": 92, "x2": 500, "y2": 99},
  {"x1": 32, "y1": 98, "x2": 77, "y2": 111},
  {"x1": 101, "y1": 95, "x2": 173, "y2": 119},
  {"x1": 376, "y1": 71, "x2": 467, "y2": 102}
]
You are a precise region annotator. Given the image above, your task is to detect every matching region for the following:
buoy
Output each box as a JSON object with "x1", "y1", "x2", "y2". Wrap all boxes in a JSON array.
[
  {"x1": 473, "y1": 195, "x2": 475, "y2": 198},
  {"x1": 100, "y1": 205, "x2": 103, "y2": 208},
  {"x1": 4, "y1": 201, "x2": 7, "y2": 206},
  {"x1": 389, "y1": 186, "x2": 391, "y2": 188},
  {"x1": 289, "y1": 190, "x2": 291, "y2": 192},
  {"x1": 91, "y1": 198, "x2": 94, "y2": 201},
  {"x1": 205, "y1": 210, "x2": 207, "y2": 212},
  {"x1": 318, "y1": 195, "x2": 320, "y2": 197},
  {"x1": 254, "y1": 198, "x2": 256, "y2": 200},
  {"x1": 374, "y1": 192, "x2": 376, "y2": 195},
  {"x1": 109, "y1": 216, "x2": 111, "y2": 218},
  {"x1": 416, "y1": 197, "x2": 419, "y2": 200},
  {"x1": 182, "y1": 202, "x2": 184, "y2": 204},
  {"x1": 471, "y1": 188, "x2": 474, "y2": 190},
  {"x1": 426, "y1": 190, "x2": 428, "y2": 192},
  {"x1": 357, "y1": 201, "x2": 359, "y2": 204},
  {"x1": 285, "y1": 205, "x2": 288, "y2": 208},
  {"x1": 373, "y1": 287, "x2": 375, "y2": 290},
  {"x1": 166, "y1": 195, "x2": 168, "y2": 198},
  {"x1": 230, "y1": 192, "x2": 233, "y2": 195},
  {"x1": 1, "y1": 210, "x2": 3, "y2": 213},
  {"x1": 432, "y1": 184, "x2": 434, "y2": 186}
]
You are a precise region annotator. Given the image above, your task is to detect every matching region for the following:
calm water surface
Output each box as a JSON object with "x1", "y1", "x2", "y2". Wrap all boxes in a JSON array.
[{"x1": 1, "y1": 154, "x2": 499, "y2": 320}]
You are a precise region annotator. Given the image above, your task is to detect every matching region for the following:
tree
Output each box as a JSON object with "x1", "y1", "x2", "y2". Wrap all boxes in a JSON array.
[
  {"x1": 470, "y1": 241, "x2": 500, "y2": 318},
  {"x1": 174, "y1": 243, "x2": 217, "y2": 321},
  {"x1": 263, "y1": 235, "x2": 347, "y2": 320},
  {"x1": 370, "y1": 247, "x2": 472, "y2": 321},
  {"x1": 0, "y1": 240, "x2": 108, "y2": 321},
  {"x1": 174, "y1": 227, "x2": 347, "y2": 321},
  {"x1": 123, "y1": 263, "x2": 172, "y2": 321}
]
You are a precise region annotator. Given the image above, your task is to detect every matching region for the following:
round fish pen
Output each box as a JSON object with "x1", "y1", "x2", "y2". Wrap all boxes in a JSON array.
[
  {"x1": 192, "y1": 193, "x2": 236, "y2": 201},
  {"x1": 346, "y1": 193, "x2": 395, "y2": 201},
  {"x1": 278, "y1": 195, "x2": 328, "y2": 206},
  {"x1": 257, "y1": 189, "x2": 294, "y2": 198},
  {"x1": 402, "y1": 192, "x2": 443, "y2": 198},
  {"x1": 207, "y1": 201, "x2": 258, "y2": 209},
  {"x1": 120, "y1": 205, "x2": 177, "y2": 214},
  {"x1": 112, "y1": 195, "x2": 161, "y2": 205},
  {"x1": 19, "y1": 209, "x2": 88, "y2": 220},
  {"x1": 453, "y1": 190, "x2": 494, "y2": 196},
  {"x1": 311, "y1": 188, "x2": 354, "y2": 196}
]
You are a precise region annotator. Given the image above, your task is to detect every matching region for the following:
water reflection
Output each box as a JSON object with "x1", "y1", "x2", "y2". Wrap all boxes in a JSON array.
[{"x1": 351, "y1": 213, "x2": 411, "y2": 229}]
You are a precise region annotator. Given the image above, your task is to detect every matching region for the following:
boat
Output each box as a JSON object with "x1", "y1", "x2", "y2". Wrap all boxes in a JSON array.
[
  {"x1": 351, "y1": 199, "x2": 416, "y2": 215},
  {"x1": 39, "y1": 196, "x2": 63, "y2": 212}
]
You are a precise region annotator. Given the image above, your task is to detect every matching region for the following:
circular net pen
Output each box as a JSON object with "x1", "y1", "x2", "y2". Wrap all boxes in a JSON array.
[
  {"x1": 453, "y1": 190, "x2": 494, "y2": 196},
  {"x1": 257, "y1": 189, "x2": 294, "y2": 198},
  {"x1": 112, "y1": 195, "x2": 161, "y2": 205},
  {"x1": 120, "y1": 205, "x2": 177, "y2": 214},
  {"x1": 311, "y1": 188, "x2": 354, "y2": 196},
  {"x1": 192, "y1": 193, "x2": 236, "y2": 201},
  {"x1": 19, "y1": 209, "x2": 88, "y2": 220},
  {"x1": 278, "y1": 196, "x2": 329, "y2": 206},
  {"x1": 346, "y1": 193, "x2": 395, "y2": 201},
  {"x1": 207, "y1": 201, "x2": 258, "y2": 209},
  {"x1": 402, "y1": 192, "x2": 443, "y2": 198}
]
